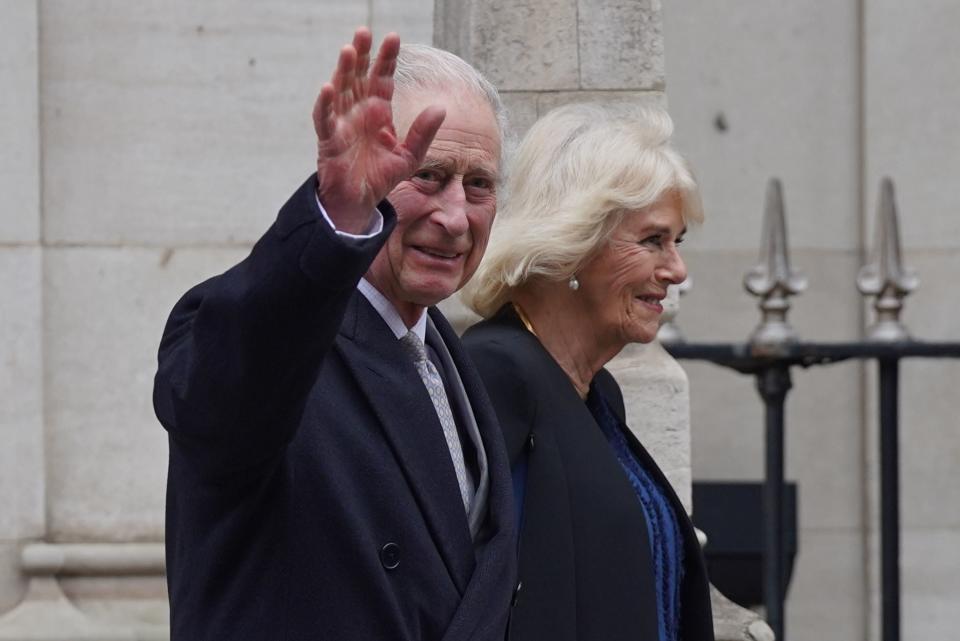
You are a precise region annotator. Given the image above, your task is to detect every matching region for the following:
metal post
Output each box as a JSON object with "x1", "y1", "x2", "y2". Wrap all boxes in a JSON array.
[
  {"x1": 756, "y1": 365, "x2": 792, "y2": 641},
  {"x1": 878, "y1": 358, "x2": 900, "y2": 641}
]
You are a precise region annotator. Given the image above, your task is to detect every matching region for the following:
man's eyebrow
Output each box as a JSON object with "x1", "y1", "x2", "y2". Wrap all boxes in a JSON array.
[
  {"x1": 417, "y1": 157, "x2": 449, "y2": 172},
  {"x1": 417, "y1": 157, "x2": 500, "y2": 182},
  {"x1": 471, "y1": 166, "x2": 500, "y2": 182}
]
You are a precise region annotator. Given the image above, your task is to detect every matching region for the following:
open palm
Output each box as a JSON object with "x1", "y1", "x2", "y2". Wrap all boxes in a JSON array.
[{"x1": 313, "y1": 29, "x2": 445, "y2": 233}]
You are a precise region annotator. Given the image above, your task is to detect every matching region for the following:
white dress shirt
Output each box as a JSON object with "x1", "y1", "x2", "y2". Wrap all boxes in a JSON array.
[{"x1": 316, "y1": 195, "x2": 426, "y2": 341}]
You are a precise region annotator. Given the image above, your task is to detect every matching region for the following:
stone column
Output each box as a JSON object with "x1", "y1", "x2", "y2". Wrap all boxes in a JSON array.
[
  {"x1": 435, "y1": 1, "x2": 773, "y2": 638},
  {"x1": 436, "y1": 0, "x2": 667, "y2": 139}
]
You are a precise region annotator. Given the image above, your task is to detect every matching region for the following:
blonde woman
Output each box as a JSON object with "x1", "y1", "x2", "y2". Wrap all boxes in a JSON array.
[{"x1": 461, "y1": 103, "x2": 714, "y2": 641}]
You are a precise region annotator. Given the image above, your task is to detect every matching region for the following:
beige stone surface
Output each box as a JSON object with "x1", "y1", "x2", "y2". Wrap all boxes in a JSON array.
[
  {"x1": 896, "y1": 360, "x2": 960, "y2": 529},
  {"x1": 577, "y1": 0, "x2": 664, "y2": 91},
  {"x1": 784, "y1": 528, "x2": 866, "y2": 641},
  {"x1": 898, "y1": 250, "x2": 960, "y2": 342},
  {"x1": 43, "y1": 245, "x2": 247, "y2": 541},
  {"x1": 0, "y1": 576, "x2": 138, "y2": 641},
  {"x1": 663, "y1": 0, "x2": 860, "y2": 252},
  {"x1": 464, "y1": 0, "x2": 580, "y2": 91},
  {"x1": 371, "y1": 0, "x2": 432, "y2": 46},
  {"x1": 537, "y1": 90, "x2": 667, "y2": 115},
  {"x1": 0, "y1": 544, "x2": 26, "y2": 618},
  {"x1": 0, "y1": 248, "x2": 44, "y2": 541},
  {"x1": 711, "y1": 586, "x2": 773, "y2": 641},
  {"x1": 901, "y1": 528, "x2": 960, "y2": 640},
  {"x1": 40, "y1": 0, "x2": 367, "y2": 246},
  {"x1": 679, "y1": 248, "x2": 863, "y2": 343},
  {"x1": 864, "y1": 0, "x2": 960, "y2": 251},
  {"x1": 498, "y1": 91, "x2": 539, "y2": 145},
  {"x1": 0, "y1": 0, "x2": 40, "y2": 243}
]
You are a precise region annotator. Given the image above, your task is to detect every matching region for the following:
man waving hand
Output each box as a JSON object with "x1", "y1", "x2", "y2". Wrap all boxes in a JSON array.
[{"x1": 154, "y1": 28, "x2": 516, "y2": 641}]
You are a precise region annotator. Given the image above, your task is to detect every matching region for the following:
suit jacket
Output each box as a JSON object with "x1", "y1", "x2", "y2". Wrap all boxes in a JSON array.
[
  {"x1": 462, "y1": 306, "x2": 715, "y2": 641},
  {"x1": 153, "y1": 175, "x2": 517, "y2": 641}
]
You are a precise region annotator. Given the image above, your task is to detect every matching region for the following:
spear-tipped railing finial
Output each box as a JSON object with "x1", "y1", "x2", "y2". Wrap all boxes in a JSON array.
[
  {"x1": 743, "y1": 179, "x2": 808, "y2": 345},
  {"x1": 856, "y1": 178, "x2": 918, "y2": 342}
]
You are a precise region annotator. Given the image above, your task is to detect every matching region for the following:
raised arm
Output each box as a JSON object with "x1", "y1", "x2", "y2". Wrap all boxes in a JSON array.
[{"x1": 153, "y1": 28, "x2": 443, "y2": 475}]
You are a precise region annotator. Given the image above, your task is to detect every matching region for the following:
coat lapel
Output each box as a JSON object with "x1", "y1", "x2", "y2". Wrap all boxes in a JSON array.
[
  {"x1": 337, "y1": 294, "x2": 475, "y2": 594},
  {"x1": 428, "y1": 308, "x2": 518, "y2": 641}
]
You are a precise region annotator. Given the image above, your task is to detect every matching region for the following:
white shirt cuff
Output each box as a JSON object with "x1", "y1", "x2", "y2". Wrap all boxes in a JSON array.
[{"x1": 315, "y1": 193, "x2": 384, "y2": 239}]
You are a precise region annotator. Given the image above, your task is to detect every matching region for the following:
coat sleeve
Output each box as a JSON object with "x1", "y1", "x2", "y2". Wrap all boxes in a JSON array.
[
  {"x1": 462, "y1": 333, "x2": 537, "y2": 467},
  {"x1": 152, "y1": 175, "x2": 395, "y2": 476}
]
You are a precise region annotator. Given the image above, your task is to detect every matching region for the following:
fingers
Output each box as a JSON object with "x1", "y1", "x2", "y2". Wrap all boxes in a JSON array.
[
  {"x1": 314, "y1": 28, "x2": 404, "y2": 151},
  {"x1": 401, "y1": 105, "x2": 446, "y2": 164},
  {"x1": 333, "y1": 44, "x2": 358, "y2": 114},
  {"x1": 313, "y1": 83, "x2": 336, "y2": 140},
  {"x1": 323, "y1": 28, "x2": 387, "y2": 119},
  {"x1": 370, "y1": 32, "x2": 400, "y2": 101},
  {"x1": 352, "y1": 28, "x2": 372, "y2": 101}
]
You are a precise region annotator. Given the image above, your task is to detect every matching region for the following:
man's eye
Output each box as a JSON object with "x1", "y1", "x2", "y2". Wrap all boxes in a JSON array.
[
  {"x1": 465, "y1": 177, "x2": 494, "y2": 192},
  {"x1": 414, "y1": 170, "x2": 442, "y2": 182}
]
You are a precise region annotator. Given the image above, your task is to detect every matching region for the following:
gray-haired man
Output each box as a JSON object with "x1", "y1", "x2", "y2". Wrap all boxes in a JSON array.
[{"x1": 154, "y1": 28, "x2": 517, "y2": 640}]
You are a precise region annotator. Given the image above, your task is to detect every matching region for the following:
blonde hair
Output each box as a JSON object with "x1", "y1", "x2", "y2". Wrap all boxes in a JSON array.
[{"x1": 461, "y1": 102, "x2": 704, "y2": 318}]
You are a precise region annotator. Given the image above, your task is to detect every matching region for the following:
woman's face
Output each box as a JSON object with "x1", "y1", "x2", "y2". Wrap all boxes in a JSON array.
[{"x1": 577, "y1": 194, "x2": 688, "y2": 346}]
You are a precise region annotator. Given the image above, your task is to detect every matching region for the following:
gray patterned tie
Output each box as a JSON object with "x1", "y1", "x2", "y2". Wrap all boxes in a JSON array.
[{"x1": 400, "y1": 331, "x2": 475, "y2": 514}]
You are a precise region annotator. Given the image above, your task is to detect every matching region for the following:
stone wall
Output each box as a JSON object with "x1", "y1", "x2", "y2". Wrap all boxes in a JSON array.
[{"x1": 664, "y1": 1, "x2": 960, "y2": 639}]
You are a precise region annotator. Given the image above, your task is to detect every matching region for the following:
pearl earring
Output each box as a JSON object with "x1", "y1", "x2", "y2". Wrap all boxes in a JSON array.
[{"x1": 568, "y1": 276, "x2": 580, "y2": 291}]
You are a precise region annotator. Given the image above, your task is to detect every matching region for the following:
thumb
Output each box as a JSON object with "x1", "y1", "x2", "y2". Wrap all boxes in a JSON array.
[{"x1": 399, "y1": 105, "x2": 446, "y2": 165}]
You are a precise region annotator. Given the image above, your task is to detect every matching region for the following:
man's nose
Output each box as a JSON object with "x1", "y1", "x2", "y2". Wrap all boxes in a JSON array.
[{"x1": 432, "y1": 180, "x2": 470, "y2": 236}]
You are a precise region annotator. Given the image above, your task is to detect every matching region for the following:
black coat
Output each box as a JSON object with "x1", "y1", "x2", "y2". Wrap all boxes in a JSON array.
[
  {"x1": 462, "y1": 306, "x2": 715, "y2": 641},
  {"x1": 153, "y1": 176, "x2": 517, "y2": 641}
]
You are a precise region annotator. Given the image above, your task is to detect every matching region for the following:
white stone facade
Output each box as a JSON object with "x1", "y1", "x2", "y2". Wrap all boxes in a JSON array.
[{"x1": 664, "y1": 1, "x2": 960, "y2": 639}]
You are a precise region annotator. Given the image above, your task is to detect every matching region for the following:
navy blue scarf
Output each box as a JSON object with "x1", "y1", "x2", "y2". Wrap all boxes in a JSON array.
[{"x1": 586, "y1": 383, "x2": 685, "y2": 641}]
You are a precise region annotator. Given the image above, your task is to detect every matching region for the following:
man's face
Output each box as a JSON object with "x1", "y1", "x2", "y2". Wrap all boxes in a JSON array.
[{"x1": 365, "y1": 89, "x2": 501, "y2": 322}]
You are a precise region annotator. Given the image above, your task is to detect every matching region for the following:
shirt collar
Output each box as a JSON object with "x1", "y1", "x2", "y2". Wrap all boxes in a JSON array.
[{"x1": 357, "y1": 278, "x2": 427, "y2": 343}]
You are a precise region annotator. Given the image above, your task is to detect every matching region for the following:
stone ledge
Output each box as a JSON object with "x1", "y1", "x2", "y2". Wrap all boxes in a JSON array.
[
  {"x1": 21, "y1": 544, "x2": 165, "y2": 577},
  {"x1": 0, "y1": 544, "x2": 168, "y2": 641},
  {"x1": 712, "y1": 586, "x2": 775, "y2": 641}
]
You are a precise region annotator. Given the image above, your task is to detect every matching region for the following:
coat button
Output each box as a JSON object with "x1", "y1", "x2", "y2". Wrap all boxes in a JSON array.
[
  {"x1": 380, "y1": 542, "x2": 401, "y2": 570},
  {"x1": 512, "y1": 580, "x2": 523, "y2": 606}
]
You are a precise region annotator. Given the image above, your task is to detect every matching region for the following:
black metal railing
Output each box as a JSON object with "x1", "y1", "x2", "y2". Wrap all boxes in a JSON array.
[{"x1": 659, "y1": 178, "x2": 960, "y2": 641}]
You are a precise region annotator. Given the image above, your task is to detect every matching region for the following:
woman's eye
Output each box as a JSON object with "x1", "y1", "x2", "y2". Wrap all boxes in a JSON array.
[
  {"x1": 641, "y1": 235, "x2": 664, "y2": 248},
  {"x1": 675, "y1": 236, "x2": 685, "y2": 246}
]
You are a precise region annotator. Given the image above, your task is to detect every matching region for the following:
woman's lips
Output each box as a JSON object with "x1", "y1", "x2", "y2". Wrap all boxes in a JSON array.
[{"x1": 635, "y1": 295, "x2": 664, "y2": 313}]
